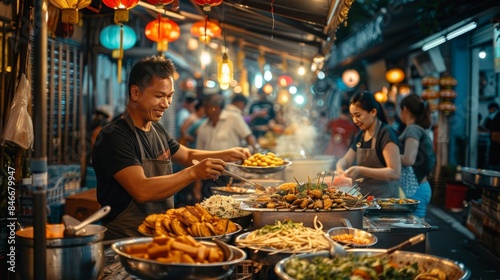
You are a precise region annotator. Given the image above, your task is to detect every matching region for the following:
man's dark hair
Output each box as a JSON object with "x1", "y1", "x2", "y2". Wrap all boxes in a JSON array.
[
  {"x1": 127, "y1": 56, "x2": 176, "y2": 97},
  {"x1": 488, "y1": 102, "x2": 499, "y2": 111},
  {"x1": 231, "y1": 93, "x2": 248, "y2": 106}
]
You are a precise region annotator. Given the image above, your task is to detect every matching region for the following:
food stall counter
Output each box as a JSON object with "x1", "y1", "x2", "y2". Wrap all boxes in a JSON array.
[{"x1": 363, "y1": 214, "x2": 436, "y2": 253}]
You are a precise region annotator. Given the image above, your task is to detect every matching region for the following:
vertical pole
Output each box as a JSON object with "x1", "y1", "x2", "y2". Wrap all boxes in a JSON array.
[{"x1": 33, "y1": 0, "x2": 48, "y2": 279}]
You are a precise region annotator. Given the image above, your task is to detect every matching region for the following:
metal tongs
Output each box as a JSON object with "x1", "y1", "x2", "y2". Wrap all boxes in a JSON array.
[{"x1": 192, "y1": 160, "x2": 266, "y2": 192}]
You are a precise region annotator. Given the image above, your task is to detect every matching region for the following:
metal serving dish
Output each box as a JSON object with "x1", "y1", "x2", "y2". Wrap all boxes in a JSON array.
[
  {"x1": 326, "y1": 227, "x2": 378, "y2": 247},
  {"x1": 366, "y1": 198, "x2": 420, "y2": 214},
  {"x1": 274, "y1": 249, "x2": 470, "y2": 280},
  {"x1": 462, "y1": 167, "x2": 500, "y2": 189},
  {"x1": 112, "y1": 237, "x2": 247, "y2": 280},
  {"x1": 240, "y1": 202, "x2": 366, "y2": 229},
  {"x1": 234, "y1": 231, "x2": 328, "y2": 266},
  {"x1": 211, "y1": 186, "x2": 255, "y2": 195},
  {"x1": 229, "y1": 160, "x2": 292, "y2": 174}
]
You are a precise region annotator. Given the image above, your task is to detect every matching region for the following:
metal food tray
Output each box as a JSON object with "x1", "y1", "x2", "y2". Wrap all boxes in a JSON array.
[
  {"x1": 364, "y1": 198, "x2": 419, "y2": 214},
  {"x1": 240, "y1": 202, "x2": 365, "y2": 229},
  {"x1": 229, "y1": 161, "x2": 292, "y2": 174}
]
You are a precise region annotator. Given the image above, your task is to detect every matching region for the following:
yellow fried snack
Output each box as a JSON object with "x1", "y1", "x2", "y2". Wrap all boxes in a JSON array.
[
  {"x1": 242, "y1": 152, "x2": 285, "y2": 167},
  {"x1": 139, "y1": 203, "x2": 239, "y2": 238},
  {"x1": 123, "y1": 236, "x2": 224, "y2": 264},
  {"x1": 155, "y1": 214, "x2": 168, "y2": 236}
]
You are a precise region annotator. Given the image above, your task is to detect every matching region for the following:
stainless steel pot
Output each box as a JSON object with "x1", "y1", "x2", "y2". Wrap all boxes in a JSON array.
[
  {"x1": 16, "y1": 224, "x2": 106, "y2": 280},
  {"x1": 462, "y1": 167, "x2": 500, "y2": 189}
]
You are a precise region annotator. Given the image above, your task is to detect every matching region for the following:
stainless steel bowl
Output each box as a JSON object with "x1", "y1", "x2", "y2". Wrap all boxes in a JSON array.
[
  {"x1": 274, "y1": 249, "x2": 470, "y2": 280},
  {"x1": 326, "y1": 227, "x2": 378, "y2": 247},
  {"x1": 462, "y1": 167, "x2": 500, "y2": 189},
  {"x1": 112, "y1": 237, "x2": 247, "y2": 280},
  {"x1": 367, "y1": 198, "x2": 420, "y2": 213}
]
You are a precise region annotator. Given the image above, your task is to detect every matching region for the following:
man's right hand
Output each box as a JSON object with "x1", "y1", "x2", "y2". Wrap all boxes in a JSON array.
[{"x1": 191, "y1": 158, "x2": 226, "y2": 180}]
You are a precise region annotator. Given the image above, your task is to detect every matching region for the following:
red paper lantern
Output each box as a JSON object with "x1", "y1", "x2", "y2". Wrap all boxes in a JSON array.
[
  {"x1": 102, "y1": 0, "x2": 140, "y2": 23},
  {"x1": 190, "y1": 20, "x2": 221, "y2": 43},
  {"x1": 193, "y1": 0, "x2": 223, "y2": 12},
  {"x1": 145, "y1": 17, "x2": 181, "y2": 52},
  {"x1": 147, "y1": 0, "x2": 174, "y2": 8}
]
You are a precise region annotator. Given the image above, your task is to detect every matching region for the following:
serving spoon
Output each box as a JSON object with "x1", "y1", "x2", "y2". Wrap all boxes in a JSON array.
[
  {"x1": 63, "y1": 206, "x2": 111, "y2": 237},
  {"x1": 375, "y1": 233, "x2": 426, "y2": 258},
  {"x1": 324, "y1": 233, "x2": 348, "y2": 258},
  {"x1": 192, "y1": 160, "x2": 266, "y2": 192}
]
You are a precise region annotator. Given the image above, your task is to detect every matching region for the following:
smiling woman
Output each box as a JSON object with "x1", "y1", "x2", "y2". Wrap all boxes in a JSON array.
[{"x1": 336, "y1": 91, "x2": 402, "y2": 199}]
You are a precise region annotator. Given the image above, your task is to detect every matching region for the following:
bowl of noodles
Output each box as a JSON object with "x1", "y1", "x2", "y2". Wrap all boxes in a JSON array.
[{"x1": 234, "y1": 219, "x2": 330, "y2": 265}]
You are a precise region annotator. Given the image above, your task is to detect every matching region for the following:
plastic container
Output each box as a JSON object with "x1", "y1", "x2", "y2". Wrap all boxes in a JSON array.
[
  {"x1": 445, "y1": 183, "x2": 468, "y2": 212},
  {"x1": 283, "y1": 156, "x2": 334, "y2": 183}
]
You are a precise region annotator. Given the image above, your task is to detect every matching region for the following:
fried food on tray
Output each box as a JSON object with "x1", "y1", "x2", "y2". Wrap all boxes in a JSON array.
[
  {"x1": 123, "y1": 235, "x2": 224, "y2": 264},
  {"x1": 139, "y1": 203, "x2": 238, "y2": 238},
  {"x1": 251, "y1": 180, "x2": 364, "y2": 210}
]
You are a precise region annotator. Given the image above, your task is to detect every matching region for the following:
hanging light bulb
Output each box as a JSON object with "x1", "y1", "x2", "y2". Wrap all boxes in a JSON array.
[
  {"x1": 200, "y1": 49, "x2": 211, "y2": 69},
  {"x1": 218, "y1": 52, "x2": 233, "y2": 85},
  {"x1": 264, "y1": 67, "x2": 273, "y2": 81},
  {"x1": 298, "y1": 62, "x2": 306, "y2": 76}
]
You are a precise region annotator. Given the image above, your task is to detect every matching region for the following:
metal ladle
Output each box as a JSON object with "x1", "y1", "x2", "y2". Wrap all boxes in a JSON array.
[
  {"x1": 324, "y1": 233, "x2": 348, "y2": 258},
  {"x1": 375, "y1": 233, "x2": 426, "y2": 258},
  {"x1": 63, "y1": 206, "x2": 111, "y2": 237}
]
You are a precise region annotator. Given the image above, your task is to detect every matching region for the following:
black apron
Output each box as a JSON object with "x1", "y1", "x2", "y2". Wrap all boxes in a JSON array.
[
  {"x1": 355, "y1": 120, "x2": 400, "y2": 198},
  {"x1": 104, "y1": 111, "x2": 174, "y2": 240}
]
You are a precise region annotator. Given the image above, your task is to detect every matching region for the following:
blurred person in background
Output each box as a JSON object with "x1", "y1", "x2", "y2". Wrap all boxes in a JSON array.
[
  {"x1": 398, "y1": 94, "x2": 436, "y2": 217},
  {"x1": 336, "y1": 91, "x2": 401, "y2": 198},
  {"x1": 326, "y1": 101, "x2": 358, "y2": 160},
  {"x1": 178, "y1": 99, "x2": 205, "y2": 148},
  {"x1": 482, "y1": 102, "x2": 500, "y2": 171},
  {"x1": 196, "y1": 93, "x2": 258, "y2": 198},
  {"x1": 88, "y1": 105, "x2": 113, "y2": 165},
  {"x1": 176, "y1": 94, "x2": 197, "y2": 139},
  {"x1": 248, "y1": 88, "x2": 276, "y2": 139},
  {"x1": 92, "y1": 56, "x2": 251, "y2": 240},
  {"x1": 384, "y1": 101, "x2": 405, "y2": 135}
]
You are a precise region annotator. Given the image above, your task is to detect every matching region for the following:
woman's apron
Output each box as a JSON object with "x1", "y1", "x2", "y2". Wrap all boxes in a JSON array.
[
  {"x1": 356, "y1": 120, "x2": 400, "y2": 198},
  {"x1": 104, "y1": 112, "x2": 174, "y2": 240}
]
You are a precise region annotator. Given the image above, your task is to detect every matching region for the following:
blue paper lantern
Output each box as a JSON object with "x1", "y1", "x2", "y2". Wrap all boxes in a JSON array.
[{"x1": 99, "y1": 24, "x2": 137, "y2": 50}]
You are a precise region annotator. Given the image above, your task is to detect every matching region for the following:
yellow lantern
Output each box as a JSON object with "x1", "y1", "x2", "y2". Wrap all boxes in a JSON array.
[
  {"x1": 385, "y1": 68, "x2": 405, "y2": 84},
  {"x1": 217, "y1": 52, "x2": 233, "y2": 86},
  {"x1": 49, "y1": 0, "x2": 92, "y2": 24}
]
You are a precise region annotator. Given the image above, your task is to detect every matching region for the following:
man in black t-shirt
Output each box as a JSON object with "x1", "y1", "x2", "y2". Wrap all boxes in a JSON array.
[{"x1": 92, "y1": 56, "x2": 251, "y2": 240}]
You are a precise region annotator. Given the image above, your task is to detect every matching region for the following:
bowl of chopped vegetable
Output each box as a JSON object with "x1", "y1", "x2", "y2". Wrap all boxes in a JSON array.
[
  {"x1": 326, "y1": 227, "x2": 378, "y2": 247},
  {"x1": 274, "y1": 249, "x2": 470, "y2": 280}
]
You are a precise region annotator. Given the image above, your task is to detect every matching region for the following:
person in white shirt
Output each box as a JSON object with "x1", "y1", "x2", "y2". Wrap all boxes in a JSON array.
[{"x1": 196, "y1": 93, "x2": 257, "y2": 151}]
